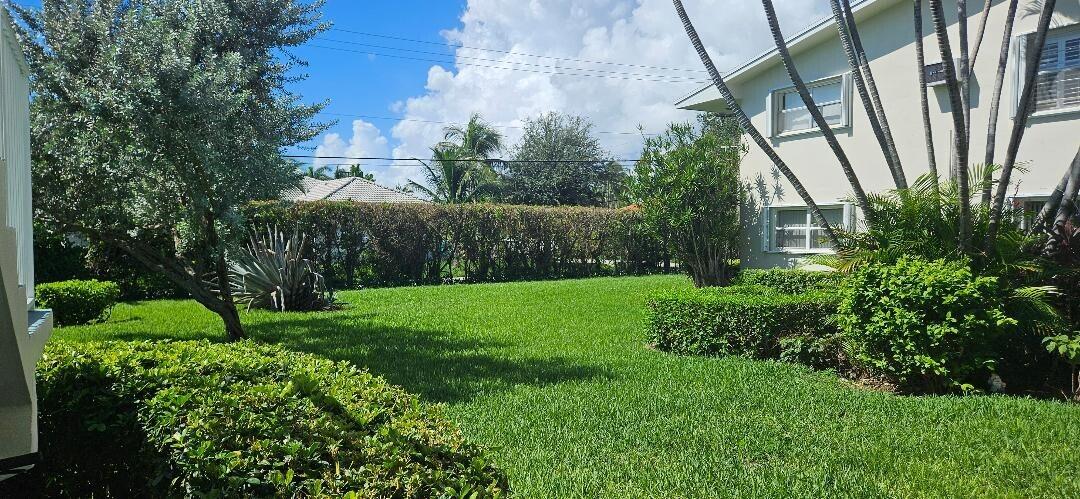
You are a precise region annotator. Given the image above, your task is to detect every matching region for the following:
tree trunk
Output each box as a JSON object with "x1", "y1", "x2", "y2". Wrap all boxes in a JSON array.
[
  {"x1": 957, "y1": 0, "x2": 972, "y2": 149},
  {"x1": 968, "y1": 0, "x2": 994, "y2": 71},
  {"x1": 986, "y1": 0, "x2": 1058, "y2": 251},
  {"x1": 914, "y1": 0, "x2": 940, "y2": 182},
  {"x1": 761, "y1": 0, "x2": 873, "y2": 223},
  {"x1": 1031, "y1": 147, "x2": 1080, "y2": 235},
  {"x1": 981, "y1": 0, "x2": 1020, "y2": 206},
  {"x1": 928, "y1": 0, "x2": 971, "y2": 250},
  {"x1": 1045, "y1": 157, "x2": 1080, "y2": 254},
  {"x1": 829, "y1": 0, "x2": 905, "y2": 189},
  {"x1": 673, "y1": 0, "x2": 841, "y2": 248},
  {"x1": 841, "y1": 0, "x2": 907, "y2": 188}
]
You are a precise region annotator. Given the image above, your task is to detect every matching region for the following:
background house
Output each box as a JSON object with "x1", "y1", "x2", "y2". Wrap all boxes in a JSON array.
[
  {"x1": 0, "y1": 7, "x2": 52, "y2": 479},
  {"x1": 283, "y1": 176, "x2": 427, "y2": 203},
  {"x1": 677, "y1": 0, "x2": 1080, "y2": 268}
]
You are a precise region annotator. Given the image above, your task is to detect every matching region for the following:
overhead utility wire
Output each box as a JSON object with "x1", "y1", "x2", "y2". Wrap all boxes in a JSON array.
[
  {"x1": 317, "y1": 111, "x2": 658, "y2": 137},
  {"x1": 314, "y1": 37, "x2": 695, "y2": 81},
  {"x1": 285, "y1": 155, "x2": 644, "y2": 163},
  {"x1": 328, "y1": 27, "x2": 708, "y2": 74},
  {"x1": 307, "y1": 44, "x2": 708, "y2": 84}
]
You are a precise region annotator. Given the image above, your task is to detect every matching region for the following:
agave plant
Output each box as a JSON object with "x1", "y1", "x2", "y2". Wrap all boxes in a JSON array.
[{"x1": 228, "y1": 227, "x2": 333, "y2": 312}]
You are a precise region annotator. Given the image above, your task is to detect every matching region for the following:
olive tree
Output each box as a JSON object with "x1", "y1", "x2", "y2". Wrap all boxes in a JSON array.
[
  {"x1": 630, "y1": 114, "x2": 744, "y2": 287},
  {"x1": 12, "y1": 0, "x2": 328, "y2": 340}
]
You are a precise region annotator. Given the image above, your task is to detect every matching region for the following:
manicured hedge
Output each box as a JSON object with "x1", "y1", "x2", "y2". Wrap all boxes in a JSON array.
[
  {"x1": 242, "y1": 201, "x2": 669, "y2": 288},
  {"x1": 732, "y1": 269, "x2": 844, "y2": 294},
  {"x1": 21, "y1": 341, "x2": 507, "y2": 497},
  {"x1": 35, "y1": 279, "x2": 120, "y2": 326},
  {"x1": 646, "y1": 286, "x2": 839, "y2": 359}
]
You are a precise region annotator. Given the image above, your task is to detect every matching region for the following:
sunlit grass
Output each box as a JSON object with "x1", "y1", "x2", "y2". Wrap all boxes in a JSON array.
[{"x1": 58, "y1": 275, "x2": 1080, "y2": 497}]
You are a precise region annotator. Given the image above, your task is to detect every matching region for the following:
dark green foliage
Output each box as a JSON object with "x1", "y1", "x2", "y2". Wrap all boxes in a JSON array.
[
  {"x1": 242, "y1": 201, "x2": 668, "y2": 288},
  {"x1": 733, "y1": 269, "x2": 845, "y2": 294},
  {"x1": 630, "y1": 114, "x2": 743, "y2": 287},
  {"x1": 35, "y1": 279, "x2": 120, "y2": 326},
  {"x1": 838, "y1": 257, "x2": 1017, "y2": 393},
  {"x1": 228, "y1": 227, "x2": 332, "y2": 311},
  {"x1": 19, "y1": 340, "x2": 507, "y2": 497},
  {"x1": 646, "y1": 286, "x2": 839, "y2": 359},
  {"x1": 32, "y1": 221, "x2": 90, "y2": 284}
]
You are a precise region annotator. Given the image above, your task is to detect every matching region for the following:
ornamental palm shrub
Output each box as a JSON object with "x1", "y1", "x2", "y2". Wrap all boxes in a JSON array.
[
  {"x1": 227, "y1": 227, "x2": 332, "y2": 312},
  {"x1": 838, "y1": 257, "x2": 1018, "y2": 393},
  {"x1": 630, "y1": 114, "x2": 744, "y2": 287},
  {"x1": 36, "y1": 279, "x2": 120, "y2": 326}
]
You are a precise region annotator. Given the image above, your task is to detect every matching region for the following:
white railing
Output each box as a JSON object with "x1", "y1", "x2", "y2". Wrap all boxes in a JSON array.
[{"x1": 1, "y1": 12, "x2": 34, "y2": 307}]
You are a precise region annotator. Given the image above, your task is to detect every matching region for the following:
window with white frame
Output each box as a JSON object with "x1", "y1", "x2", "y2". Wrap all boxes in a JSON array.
[
  {"x1": 1025, "y1": 26, "x2": 1080, "y2": 114},
  {"x1": 770, "y1": 75, "x2": 850, "y2": 136},
  {"x1": 767, "y1": 205, "x2": 850, "y2": 252},
  {"x1": 1010, "y1": 195, "x2": 1050, "y2": 231}
]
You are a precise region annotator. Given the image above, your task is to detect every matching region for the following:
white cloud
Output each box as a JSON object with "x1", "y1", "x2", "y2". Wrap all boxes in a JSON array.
[
  {"x1": 388, "y1": 0, "x2": 831, "y2": 167},
  {"x1": 313, "y1": 119, "x2": 403, "y2": 183}
]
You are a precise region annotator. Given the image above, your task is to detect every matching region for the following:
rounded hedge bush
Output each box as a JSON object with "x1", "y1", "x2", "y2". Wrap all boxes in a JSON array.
[
  {"x1": 838, "y1": 257, "x2": 1016, "y2": 393},
  {"x1": 35, "y1": 279, "x2": 120, "y2": 326},
  {"x1": 17, "y1": 340, "x2": 507, "y2": 497},
  {"x1": 732, "y1": 269, "x2": 844, "y2": 294}
]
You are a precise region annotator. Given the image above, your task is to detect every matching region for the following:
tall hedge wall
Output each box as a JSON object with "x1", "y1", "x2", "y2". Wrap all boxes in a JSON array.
[{"x1": 242, "y1": 201, "x2": 670, "y2": 288}]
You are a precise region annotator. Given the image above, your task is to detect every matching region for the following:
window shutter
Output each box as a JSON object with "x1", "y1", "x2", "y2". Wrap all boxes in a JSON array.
[
  {"x1": 762, "y1": 207, "x2": 772, "y2": 251},
  {"x1": 1011, "y1": 33, "x2": 1027, "y2": 119},
  {"x1": 841, "y1": 72, "x2": 854, "y2": 128},
  {"x1": 765, "y1": 91, "x2": 775, "y2": 138}
]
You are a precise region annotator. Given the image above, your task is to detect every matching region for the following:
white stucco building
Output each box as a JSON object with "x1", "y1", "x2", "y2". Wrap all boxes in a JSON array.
[
  {"x1": 0, "y1": 7, "x2": 52, "y2": 479},
  {"x1": 678, "y1": 0, "x2": 1080, "y2": 268}
]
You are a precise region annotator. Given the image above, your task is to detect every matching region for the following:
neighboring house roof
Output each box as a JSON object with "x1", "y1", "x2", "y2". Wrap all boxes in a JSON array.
[
  {"x1": 283, "y1": 177, "x2": 426, "y2": 203},
  {"x1": 676, "y1": 0, "x2": 898, "y2": 111}
]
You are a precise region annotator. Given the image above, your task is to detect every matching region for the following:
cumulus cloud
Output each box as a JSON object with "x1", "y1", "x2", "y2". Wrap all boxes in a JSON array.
[
  {"x1": 312, "y1": 119, "x2": 392, "y2": 180},
  {"x1": 315, "y1": 0, "x2": 831, "y2": 187}
]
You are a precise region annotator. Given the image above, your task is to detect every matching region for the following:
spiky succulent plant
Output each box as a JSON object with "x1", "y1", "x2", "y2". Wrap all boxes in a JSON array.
[{"x1": 228, "y1": 227, "x2": 333, "y2": 312}]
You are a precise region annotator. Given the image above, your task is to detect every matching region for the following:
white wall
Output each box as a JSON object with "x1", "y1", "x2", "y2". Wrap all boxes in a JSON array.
[
  {"x1": 687, "y1": 0, "x2": 1080, "y2": 268},
  {"x1": 1, "y1": 9, "x2": 32, "y2": 305}
]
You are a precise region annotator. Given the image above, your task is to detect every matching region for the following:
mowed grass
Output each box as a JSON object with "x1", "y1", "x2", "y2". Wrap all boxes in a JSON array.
[{"x1": 57, "y1": 275, "x2": 1080, "y2": 497}]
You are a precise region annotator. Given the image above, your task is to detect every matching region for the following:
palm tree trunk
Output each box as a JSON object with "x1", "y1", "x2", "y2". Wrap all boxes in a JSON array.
[
  {"x1": 957, "y1": 0, "x2": 972, "y2": 150},
  {"x1": 986, "y1": 0, "x2": 1058, "y2": 251},
  {"x1": 1031, "y1": 147, "x2": 1080, "y2": 235},
  {"x1": 672, "y1": 0, "x2": 841, "y2": 248},
  {"x1": 1044, "y1": 157, "x2": 1080, "y2": 255},
  {"x1": 968, "y1": 0, "x2": 994, "y2": 71},
  {"x1": 928, "y1": 0, "x2": 971, "y2": 250},
  {"x1": 841, "y1": 0, "x2": 907, "y2": 188},
  {"x1": 829, "y1": 0, "x2": 905, "y2": 189},
  {"x1": 981, "y1": 0, "x2": 1019, "y2": 206},
  {"x1": 761, "y1": 0, "x2": 873, "y2": 223},
  {"x1": 914, "y1": 0, "x2": 940, "y2": 182}
]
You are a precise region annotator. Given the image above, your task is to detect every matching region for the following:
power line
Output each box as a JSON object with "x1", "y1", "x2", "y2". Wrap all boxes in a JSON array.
[
  {"x1": 306, "y1": 44, "x2": 707, "y2": 84},
  {"x1": 314, "y1": 37, "x2": 694, "y2": 81},
  {"x1": 328, "y1": 27, "x2": 708, "y2": 75},
  {"x1": 317, "y1": 111, "x2": 657, "y2": 137},
  {"x1": 286, "y1": 155, "x2": 642, "y2": 164}
]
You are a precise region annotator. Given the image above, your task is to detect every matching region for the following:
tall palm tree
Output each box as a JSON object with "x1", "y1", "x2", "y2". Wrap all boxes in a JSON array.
[
  {"x1": 829, "y1": 0, "x2": 906, "y2": 189},
  {"x1": 913, "y1": 0, "x2": 939, "y2": 184},
  {"x1": 986, "y1": 0, "x2": 1058, "y2": 250},
  {"x1": 968, "y1": 0, "x2": 994, "y2": 72},
  {"x1": 304, "y1": 165, "x2": 332, "y2": 180},
  {"x1": 957, "y1": 0, "x2": 972, "y2": 147},
  {"x1": 760, "y1": 0, "x2": 873, "y2": 222},
  {"x1": 444, "y1": 113, "x2": 503, "y2": 160},
  {"x1": 407, "y1": 145, "x2": 491, "y2": 204},
  {"x1": 672, "y1": 0, "x2": 841, "y2": 248},
  {"x1": 1032, "y1": 148, "x2": 1080, "y2": 235},
  {"x1": 928, "y1": 0, "x2": 971, "y2": 249},
  {"x1": 980, "y1": 0, "x2": 1019, "y2": 206}
]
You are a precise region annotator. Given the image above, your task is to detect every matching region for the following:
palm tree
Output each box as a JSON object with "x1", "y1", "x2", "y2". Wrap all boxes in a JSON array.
[
  {"x1": 913, "y1": 0, "x2": 939, "y2": 185},
  {"x1": 986, "y1": 0, "x2": 1058, "y2": 250},
  {"x1": 829, "y1": 0, "x2": 906, "y2": 189},
  {"x1": 407, "y1": 145, "x2": 492, "y2": 204},
  {"x1": 927, "y1": 0, "x2": 971, "y2": 249},
  {"x1": 957, "y1": 0, "x2": 972, "y2": 145},
  {"x1": 1032, "y1": 148, "x2": 1080, "y2": 236},
  {"x1": 444, "y1": 113, "x2": 503, "y2": 160},
  {"x1": 968, "y1": 0, "x2": 994, "y2": 72},
  {"x1": 335, "y1": 164, "x2": 375, "y2": 181},
  {"x1": 672, "y1": 0, "x2": 841, "y2": 248},
  {"x1": 980, "y1": 0, "x2": 1019, "y2": 206},
  {"x1": 760, "y1": 0, "x2": 872, "y2": 222},
  {"x1": 304, "y1": 165, "x2": 332, "y2": 180}
]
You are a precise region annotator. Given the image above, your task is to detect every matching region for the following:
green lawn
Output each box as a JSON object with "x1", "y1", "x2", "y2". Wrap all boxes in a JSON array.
[{"x1": 56, "y1": 275, "x2": 1080, "y2": 497}]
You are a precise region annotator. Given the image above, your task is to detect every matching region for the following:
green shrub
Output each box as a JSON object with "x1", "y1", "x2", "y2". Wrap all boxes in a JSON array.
[
  {"x1": 838, "y1": 257, "x2": 1016, "y2": 393},
  {"x1": 23, "y1": 340, "x2": 507, "y2": 497},
  {"x1": 733, "y1": 269, "x2": 844, "y2": 294},
  {"x1": 35, "y1": 279, "x2": 120, "y2": 326},
  {"x1": 646, "y1": 286, "x2": 839, "y2": 359}
]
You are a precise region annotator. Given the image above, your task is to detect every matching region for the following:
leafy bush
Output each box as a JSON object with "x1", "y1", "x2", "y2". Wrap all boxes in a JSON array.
[
  {"x1": 243, "y1": 201, "x2": 669, "y2": 288},
  {"x1": 19, "y1": 340, "x2": 507, "y2": 497},
  {"x1": 228, "y1": 227, "x2": 333, "y2": 311},
  {"x1": 646, "y1": 286, "x2": 839, "y2": 360},
  {"x1": 733, "y1": 269, "x2": 844, "y2": 294},
  {"x1": 629, "y1": 114, "x2": 744, "y2": 287},
  {"x1": 35, "y1": 279, "x2": 120, "y2": 326},
  {"x1": 838, "y1": 257, "x2": 1017, "y2": 393}
]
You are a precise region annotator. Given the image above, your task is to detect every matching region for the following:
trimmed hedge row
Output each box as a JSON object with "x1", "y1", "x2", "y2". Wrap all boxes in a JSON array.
[
  {"x1": 646, "y1": 286, "x2": 839, "y2": 360},
  {"x1": 732, "y1": 269, "x2": 843, "y2": 294},
  {"x1": 20, "y1": 341, "x2": 507, "y2": 497},
  {"x1": 242, "y1": 201, "x2": 669, "y2": 288},
  {"x1": 36, "y1": 279, "x2": 120, "y2": 327}
]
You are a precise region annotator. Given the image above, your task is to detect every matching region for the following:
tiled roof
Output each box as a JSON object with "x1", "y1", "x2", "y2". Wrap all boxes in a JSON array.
[{"x1": 282, "y1": 177, "x2": 426, "y2": 204}]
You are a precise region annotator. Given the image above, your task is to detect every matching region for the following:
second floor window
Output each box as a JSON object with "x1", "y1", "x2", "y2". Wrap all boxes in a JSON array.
[
  {"x1": 1031, "y1": 29, "x2": 1080, "y2": 113},
  {"x1": 770, "y1": 75, "x2": 851, "y2": 137}
]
